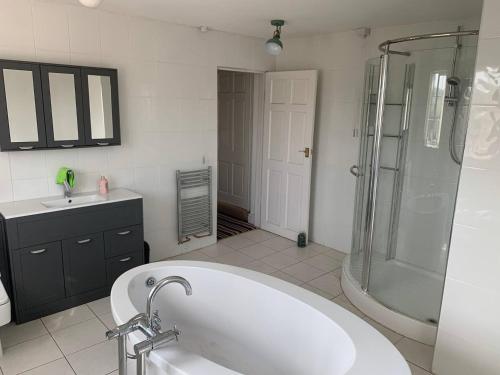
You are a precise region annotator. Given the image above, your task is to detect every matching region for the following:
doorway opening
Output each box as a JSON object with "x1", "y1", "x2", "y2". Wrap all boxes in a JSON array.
[
  {"x1": 216, "y1": 68, "x2": 318, "y2": 243},
  {"x1": 216, "y1": 69, "x2": 263, "y2": 240}
]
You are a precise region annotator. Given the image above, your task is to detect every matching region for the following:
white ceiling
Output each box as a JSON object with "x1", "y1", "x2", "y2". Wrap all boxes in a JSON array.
[{"x1": 68, "y1": 0, "x2": 482, "y2": 38}]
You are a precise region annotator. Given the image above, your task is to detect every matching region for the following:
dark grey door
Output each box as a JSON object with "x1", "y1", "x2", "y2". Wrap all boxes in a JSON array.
[
  {"x1": 41, "y1": 65, "x2": 86, "y2": 148},
  {"x1": 12, "y1": 242, "x2": 65, "y2": 309},
  {"x1": 63, "y1": 233, "x2": 106, "y2": 296},
  {"x1": 81, "y1": 67, "x2": 120, "y2": 146},
  {"x1": 106, "y1": 252, "x2": 143, "y2": 287},
  {"x1": 0, "y1": 60, "x2": 46, "y2": 151}
]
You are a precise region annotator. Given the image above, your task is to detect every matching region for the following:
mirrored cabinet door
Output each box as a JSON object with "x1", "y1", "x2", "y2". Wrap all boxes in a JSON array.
[
  {"x1": 0, "y1": 61, "x2": 46, "y2": 151},
  {"x1": 41, "y1": 66, "x2": 85, "y2": 148},
  {"x1": 82, "y1": 68, "x2": 120, "y2": 146}
]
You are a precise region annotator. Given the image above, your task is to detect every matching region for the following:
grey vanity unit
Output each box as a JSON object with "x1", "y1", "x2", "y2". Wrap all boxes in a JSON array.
[
  {"x1": 0, "y1": 190, "x2": 144, "y2": 323},
  {"x1": 0, "y1": 59, "x2": 120, "y2": 151}
]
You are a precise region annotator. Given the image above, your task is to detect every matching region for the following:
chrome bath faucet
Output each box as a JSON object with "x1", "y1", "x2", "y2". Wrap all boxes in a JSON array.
[{"x1": 106, "y1": 276, "x2": 192, "y2": 375}]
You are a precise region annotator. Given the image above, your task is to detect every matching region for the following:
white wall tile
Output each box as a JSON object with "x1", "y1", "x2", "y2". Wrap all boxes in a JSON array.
[
  {"x1": 0, "y1": 0, "x2": 34, "y2": 50},
  {"x1": 12, "y1": 178, "x2": 48, "y2": 201},
  {"x1": 33, "y1": 2, "x2": 70, "y2": 52},
  {"x1": 158, "y1": 23, "x2": 208, "y2": 65},
  {"x1": 471, "y1": 38, "x2": 500, "y2": 106},
  {"x1": 128, "y1": 18, "x2": 160, "y2": 62},
  {"x1": 76, "y1": 148, "x2": 108, "y2": 174},
  {"x1": 478, "y1": 0, "x2": 500, "y2": 39},
  {"x1": 67, "y1": 6, "x2": 100, "y2": 55},
  {"x1": 99, "y1": 12, "x2": 130, "y2": 59},
  {"x1": 435, "y1": 2, "x2": 500, "y2": 374},
  {"x1": 9, "y1": 152, "x2": 46, "y2": 180}
]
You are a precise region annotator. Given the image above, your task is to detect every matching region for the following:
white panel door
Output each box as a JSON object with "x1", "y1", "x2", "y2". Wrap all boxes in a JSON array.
[
  {"x1": 217, "y1": 71, "x2": 253, "y2": 210},
  {"x1": 260, "y1": 70, "x2": 318, "y2": 240}
]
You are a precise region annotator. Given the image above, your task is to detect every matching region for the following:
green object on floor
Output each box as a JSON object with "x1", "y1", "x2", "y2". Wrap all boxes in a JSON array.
[
  {"x1": 56, "y1": 167, "x2": 75, "y2": 188},
  {"x1": 297, "y1": 232, "x2": 307, "y2": 248}
]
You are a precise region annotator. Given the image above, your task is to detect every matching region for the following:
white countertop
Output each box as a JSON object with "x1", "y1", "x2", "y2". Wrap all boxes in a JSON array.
[{"x1": 0, "y1": 188, "x2": 142, "y2": 219}]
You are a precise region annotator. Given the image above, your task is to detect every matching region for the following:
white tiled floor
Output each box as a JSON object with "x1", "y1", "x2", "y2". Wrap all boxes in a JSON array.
[{"x1": 0, "y1": 230, "x2": 434, "y2": 374}]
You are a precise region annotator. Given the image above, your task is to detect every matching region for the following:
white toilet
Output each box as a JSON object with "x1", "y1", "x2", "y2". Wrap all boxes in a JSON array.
[{"x1": 0, "y1": 279, "x2": 11, "y2": 357}]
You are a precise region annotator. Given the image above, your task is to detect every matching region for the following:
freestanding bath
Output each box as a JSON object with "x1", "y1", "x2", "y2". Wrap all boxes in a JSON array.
[{"x1": 110, "y1": 261, "x2": 409, "y2": 374}]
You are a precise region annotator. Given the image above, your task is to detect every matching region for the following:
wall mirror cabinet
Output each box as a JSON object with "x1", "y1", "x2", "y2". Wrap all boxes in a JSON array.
[{"x1": 0, "y1": 60, "x2": 120, "y2": 151}]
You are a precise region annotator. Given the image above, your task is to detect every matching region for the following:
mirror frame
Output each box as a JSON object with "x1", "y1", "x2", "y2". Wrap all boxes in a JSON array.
[
  {"x1": 81, "y1": 68, "x2": 121, "y2": 147},
  {"x1": 0, "y1": 60, "x2": 46, "y2": 151},
  {"x1": 41, "y1": 65, "x2": 85, "y2": 148}
]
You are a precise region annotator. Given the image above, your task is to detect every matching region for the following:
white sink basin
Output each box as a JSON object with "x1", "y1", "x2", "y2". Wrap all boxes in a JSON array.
[{"x1": 42, "y1": 194, "x2": 106, "y2": 208}]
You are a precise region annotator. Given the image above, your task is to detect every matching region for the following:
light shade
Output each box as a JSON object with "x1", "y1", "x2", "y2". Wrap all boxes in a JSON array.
[
  {"x1": 265, "y1": 38, "x2": 283, "y2": 56},
  {"x1": 78, "y1": 0, "x2": 103, "y2": 7}
]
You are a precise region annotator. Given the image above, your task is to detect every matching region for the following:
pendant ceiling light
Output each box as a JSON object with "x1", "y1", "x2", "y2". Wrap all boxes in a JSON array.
[
  {"x1": 265, "y1": 20, "x2": 285, "y2": 56},
  {"x1": 78, "y1": 0, "x2": 103, "y2": 8}
]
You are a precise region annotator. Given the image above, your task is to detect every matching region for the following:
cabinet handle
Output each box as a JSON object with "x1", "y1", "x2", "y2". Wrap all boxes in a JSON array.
[
  {"x1": 97, "y1": 142, "x2": 109, "y2": 146},
  {"x1": 119, "y1": 257, "x2": 132, "y2": 262},
  {"x1": 18, "y1": 146, "x2": 34, "y2": 150},
  {"x1": 30, "y1": 248, "x2": 46, "y2": 254},
  {"x1": 61, "y1": 144, "x2": 74, "y2": 148},
  {"x1": 77, "y1": 238, "x2": 92, "y2": 244},
  {"x1": 117, "y1": 230, "x2": 131, "y2": 236}
]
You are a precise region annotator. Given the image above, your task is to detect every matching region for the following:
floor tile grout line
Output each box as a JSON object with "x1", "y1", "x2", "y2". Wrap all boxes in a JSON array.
[
  {"x1": 1, "y1": 325, "x2": 48, "y2": 351},
  {"x1": 279, "y1": 264, "x2": 330, "y2": 283},
  {"x1": 0, "y1": 329, "x2": 53, "y2": 352},
  {"x1": 38, "y1": 319, "x2": 75, "y2": 374},
  {"x1": 43, "y1": 314, "x2": 97, "y2": 335},
  {"x1": 17, "y1": 357, "x2": 74, "y2": 375},
  {"x1": 41, "y1": 315, "x2": 111, "y2": 373},
  {"x1": 407, "y1": 360, "x2": 433, "y2": 373},
  {"x1": 62, "y1": 336, "x2": 109, "y2": 358},
  {"x1": 95, "y1": 311, "x2": 112, "y2": 331}
]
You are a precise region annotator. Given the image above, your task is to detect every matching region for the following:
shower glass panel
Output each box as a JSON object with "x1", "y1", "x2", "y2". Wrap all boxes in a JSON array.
[{"x1": 351, "y1": 37, "x2": 478, "y2": 323}]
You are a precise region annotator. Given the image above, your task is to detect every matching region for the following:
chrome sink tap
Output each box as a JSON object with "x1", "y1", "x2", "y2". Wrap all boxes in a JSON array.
[{"x1": 63, "y1": 180, "x2": 72, "y2": 198}]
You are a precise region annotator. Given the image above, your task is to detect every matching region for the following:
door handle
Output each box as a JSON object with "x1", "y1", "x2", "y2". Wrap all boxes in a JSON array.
[
  {"x1": 299, "y1": 147, "x2": 311, "y2": 158},
  {"x1": 30, "y1": 248, "x2": 46, "y2": 254},
  {"x1": 61, "y1": 144, "x2": 74, "y2": 148},
  {"x1": 18, "y1": 146, "x2": 34, "y2": 150},
  {"x1": 350, "y1": 165, "x2": 362, "y2": 177},
  {"x1": 97, "y1": 142, "x2": 109, "y2": 146},
  {"x1": 119, "y1": 257, "x2": 132, "y2": 262},
  {"x1": 77, "y1": 238, "x2": 92, "y2": 244},
  {"x1": 117, "y1": 230, "x2": 131, "y2": 236}
]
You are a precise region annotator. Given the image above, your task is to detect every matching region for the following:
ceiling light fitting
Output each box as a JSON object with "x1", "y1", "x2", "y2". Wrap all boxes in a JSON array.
[
  {"x1": 265, "y1": 20, "x2": 285, "y2": 56},
  {"x1": 78, "y1": 0, "x2": 103, "y2": 8}
]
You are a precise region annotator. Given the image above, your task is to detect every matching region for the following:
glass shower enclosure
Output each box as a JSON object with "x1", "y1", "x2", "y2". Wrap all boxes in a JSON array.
[{"x1": 349, "y1": 29, "x2": 478, "y2": 324}]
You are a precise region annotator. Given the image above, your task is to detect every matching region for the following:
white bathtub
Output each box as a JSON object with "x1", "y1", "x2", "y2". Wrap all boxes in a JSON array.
[{"x1": 111, "y1": 261, "x2": 410, "y2": 375}]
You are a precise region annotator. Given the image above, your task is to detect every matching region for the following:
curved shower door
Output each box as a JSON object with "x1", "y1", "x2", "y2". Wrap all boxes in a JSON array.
[
  {"x1": 350, "y1": 55, "x2": 414, "y2": 287},
  {"x1": 351, "y1": 42, "x2": 477, "y2": 323}
]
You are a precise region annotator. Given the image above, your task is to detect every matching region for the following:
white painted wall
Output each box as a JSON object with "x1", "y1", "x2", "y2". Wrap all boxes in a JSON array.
[
  {"x1": 276, "y1": 18, "x2": 479, "y2": 253},
  {"x1": 0, "y1": 0, "x2": 274, "y2": 261},
  {"x1": 434, "y1": 0, "x2": 500, "y2": 373}
]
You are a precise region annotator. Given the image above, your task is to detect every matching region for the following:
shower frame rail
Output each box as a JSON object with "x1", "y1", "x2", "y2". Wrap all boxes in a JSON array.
[{"x1": 360, "y1": 29, "x2": 479, "y2": 292}]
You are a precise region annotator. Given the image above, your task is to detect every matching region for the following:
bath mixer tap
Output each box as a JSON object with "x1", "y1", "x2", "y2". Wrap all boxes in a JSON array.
[
  {"x1": 106, "y1": 276, "x2": 192, "y2": 375},
  {"x1": 145, "y1": 276, "x2": 192, "y2": 332}
]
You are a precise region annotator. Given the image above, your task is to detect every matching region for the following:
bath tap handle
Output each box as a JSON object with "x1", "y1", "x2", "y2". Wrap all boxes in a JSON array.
[{"x1": 151, "y1": 310, "x2": 162, "y2": 332}]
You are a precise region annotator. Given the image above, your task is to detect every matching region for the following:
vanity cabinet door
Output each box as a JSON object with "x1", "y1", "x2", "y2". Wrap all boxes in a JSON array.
[
  {"x1": 0, "y1": 61, "x2": 46, "y2": 151},
  {"x1": 41, "y1": 65, "x2": 85, "y2": 148},
  {"x1": 106, "y1": 251, "x2": 143, "y2": 288},
  {"x1": 12, "y1": 242, "x2": 65, "y2": 310},
  {"x1": 81, "y1": 68, "x2": 120, "y2": 146},
  {"x1": 62, "y1": 233, "x2": 106, "y2": 296}
]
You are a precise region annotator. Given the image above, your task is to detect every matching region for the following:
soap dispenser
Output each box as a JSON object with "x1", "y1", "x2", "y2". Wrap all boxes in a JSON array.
[{"x1": 99, "y1": 176, "x2": 109, "y2": 195}]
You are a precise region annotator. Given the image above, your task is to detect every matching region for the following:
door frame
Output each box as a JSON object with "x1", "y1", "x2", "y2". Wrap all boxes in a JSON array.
[{"x1": 216, "y1": 66, "x2": 266, "y2": 228}]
